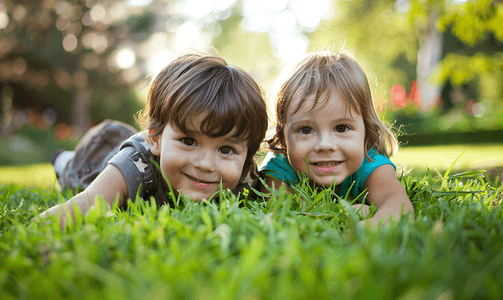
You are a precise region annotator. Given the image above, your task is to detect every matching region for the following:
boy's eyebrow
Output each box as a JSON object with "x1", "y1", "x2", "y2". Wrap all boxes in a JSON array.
[
  {"x1": 224, "y1": 135, "x2": 247, "y2": 145},
  {"x1": 185, "y1": 129, "x2": 247, "y2": 145}
]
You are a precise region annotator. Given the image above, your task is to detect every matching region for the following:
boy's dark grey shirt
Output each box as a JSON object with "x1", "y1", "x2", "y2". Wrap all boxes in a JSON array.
[{"x1": 108, "y1": 132, "x2": 170, "y2": 206}]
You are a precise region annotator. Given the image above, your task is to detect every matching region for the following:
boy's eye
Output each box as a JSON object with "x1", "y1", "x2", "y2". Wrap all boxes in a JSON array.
[
  {"x1": 181, "y1": 138, "x2": 196, "y2": 146},
  {"x1": 335, "y1": 125, "x2": 350, "y2": 133},
  {"x1": 219, "y1": 146, "x2": 236, "y2": 155},
  {"x1": 298, "y1": 126, "x2": 313, "y2": 134}
]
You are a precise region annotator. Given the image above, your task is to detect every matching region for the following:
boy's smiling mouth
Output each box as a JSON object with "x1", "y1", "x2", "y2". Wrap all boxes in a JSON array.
[{"x1": 184, "y1": 173, "x2": 219, "y2": 185}]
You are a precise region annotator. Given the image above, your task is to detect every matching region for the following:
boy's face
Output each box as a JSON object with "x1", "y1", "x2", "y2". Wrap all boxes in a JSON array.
[
  {"x1": 149, "y1": 114, "x2": 248, "y2": 202},
  {"x1": 284, "y1": 92, "x2": 366, "y2": 187}
]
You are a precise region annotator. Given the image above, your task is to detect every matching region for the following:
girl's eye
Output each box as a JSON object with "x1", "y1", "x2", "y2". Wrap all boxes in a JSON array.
[
  {"x1": 335, "y1": 125, "x2": 350, "y2": 133},
  {"x1": 219, "y1": 146, "x2": 236, "y2": 155},
  {"x1": 181, "y1": 138, "x2": 195, "y2": 146},
  {"x1": 299, "y1": 127, "x2": 313, "y2": 134}
]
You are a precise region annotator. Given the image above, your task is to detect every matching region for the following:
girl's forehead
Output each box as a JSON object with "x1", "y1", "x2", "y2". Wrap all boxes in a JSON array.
[{"x1": 286, "y1": 91, "x2": 359, "y2": 120}]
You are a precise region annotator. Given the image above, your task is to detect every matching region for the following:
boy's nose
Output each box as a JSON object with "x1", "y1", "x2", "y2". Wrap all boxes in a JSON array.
[
  {"x1": 193, "y1": 151, "x2": 217, "y2": 172},
  {"x1": 314, "y1": 133, "x2": 336, "y2": 152}
]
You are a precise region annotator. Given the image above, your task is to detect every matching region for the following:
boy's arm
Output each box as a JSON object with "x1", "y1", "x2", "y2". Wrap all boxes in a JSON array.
[
  {"x1": 39, "y1": 164, "x2": 128, "y2": 229},
  {"x1": 362, "y1": 164, "x2": 414, "y2": 227}
]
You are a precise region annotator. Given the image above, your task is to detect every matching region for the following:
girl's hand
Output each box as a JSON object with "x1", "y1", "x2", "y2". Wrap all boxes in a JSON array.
[
  {"x1": 352, "y1": 203, "x2": 370, "y2": 219},
  {"x1": 361, "y1": 164, "x2": 414, "y2": 228}
]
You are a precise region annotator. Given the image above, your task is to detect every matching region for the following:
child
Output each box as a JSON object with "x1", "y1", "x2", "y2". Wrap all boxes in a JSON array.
[
  {"x1": 260, "y1": 51, "x2": 413, "y2": 226},
  {"x1": 41, "y1": 53, "x2": 268, "y2": 227}
]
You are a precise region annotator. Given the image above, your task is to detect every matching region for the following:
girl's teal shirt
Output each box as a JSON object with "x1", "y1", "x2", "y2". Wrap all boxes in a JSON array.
[{"x1": 259, "y1": 149, "x2": 395, "y2": 198}]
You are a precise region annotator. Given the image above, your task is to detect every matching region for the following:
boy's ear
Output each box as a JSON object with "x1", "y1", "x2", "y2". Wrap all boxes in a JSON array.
[{"x1": 148, "y1": 134, "x2": 161, "y2": 156}]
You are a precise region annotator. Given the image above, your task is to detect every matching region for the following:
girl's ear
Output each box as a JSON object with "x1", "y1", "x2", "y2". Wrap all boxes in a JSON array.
[{"x1": 148, "y1": 134, "x2": 161, "y2": 156}]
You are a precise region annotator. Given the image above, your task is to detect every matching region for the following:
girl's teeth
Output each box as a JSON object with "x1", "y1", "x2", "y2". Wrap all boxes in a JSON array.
[{"x1": 317, "y1": 162, "x2": 338, "y2": 167}]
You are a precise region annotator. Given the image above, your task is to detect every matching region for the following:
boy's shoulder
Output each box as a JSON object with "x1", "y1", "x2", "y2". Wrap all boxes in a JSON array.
[
  {"x1": 119, "y1": 131, "x2": 151, "y2": 152},
  {"x1": 108, "y1": 131, "x2": 168, "y2": 204}
]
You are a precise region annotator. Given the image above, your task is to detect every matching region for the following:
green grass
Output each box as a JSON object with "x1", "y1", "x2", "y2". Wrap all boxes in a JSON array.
[
  {"x1": 0, "y1": 163, "x2": 57, "y2": 190},
  {"x1": 1, "y1": 163, "x2": 502, "y2": 299},
  {"x1": 394, "y1": 144, "x2": 503, "y2": 175},
  {"x1": 1, "y1": 144, "x2": 502, "y2": 190}
]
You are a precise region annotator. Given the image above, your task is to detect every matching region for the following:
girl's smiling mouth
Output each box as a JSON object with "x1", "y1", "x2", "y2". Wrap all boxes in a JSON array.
[{"x1": 312, "y1": 161, "x2": 342, "y2": 172}]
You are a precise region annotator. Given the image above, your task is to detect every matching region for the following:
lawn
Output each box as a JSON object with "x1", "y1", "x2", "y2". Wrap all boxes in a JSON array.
[
  {"x1": 394, "y1": 144, "x2": 503, "y2": 177},
  {"x1": 0, "y1": 145, "x2": 502, "y2": 299},
  {"x1": 1, "y1": 143, "x2": 502, "y2": 189}
]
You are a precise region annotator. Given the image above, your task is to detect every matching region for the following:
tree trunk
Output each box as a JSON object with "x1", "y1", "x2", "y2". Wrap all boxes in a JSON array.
[
  {"x1": 72, "y1": 72, "x2": 91, "y2": 138},
  {"x1": 417, "y1": 6, "x2": 442, "y2": 111}
]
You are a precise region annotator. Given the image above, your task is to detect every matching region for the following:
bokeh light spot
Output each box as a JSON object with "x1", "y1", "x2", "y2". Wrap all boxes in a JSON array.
[
  {"x1": 63, "y1": 34, "x2": 78, "y2": 52},
  {"x1": 391, "y1": 84, "x2": 407, "y2": 107},
  {"x1": 116, "y1": 48, "x2": 136, "y2": 69},
  {"x1": 55, "y1": 123, "x2": 70, "y2": 140},
  {"x1": 90, "y1": 4, "x2": 106, "y2": 22},
  {"x1": 0, "y1": 11, "x2": 9, "y2": 29}
]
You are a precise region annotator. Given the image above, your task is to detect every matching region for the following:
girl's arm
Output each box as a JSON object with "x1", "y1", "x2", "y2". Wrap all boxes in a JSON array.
[
  {"x1": 39, "y1": 164, "x2": 128, "y2": 229},
  {"x1": 362, "y1": 164, "x2": 414, "y2": 227}
]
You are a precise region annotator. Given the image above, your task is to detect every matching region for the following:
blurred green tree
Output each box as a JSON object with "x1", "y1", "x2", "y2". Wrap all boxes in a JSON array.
[
  {"x1": 0, "y1": 0, "x2": 161, "y2": 138},
  {"x1": 309, "y1": 0, "x2": 502, "y2": 113}
]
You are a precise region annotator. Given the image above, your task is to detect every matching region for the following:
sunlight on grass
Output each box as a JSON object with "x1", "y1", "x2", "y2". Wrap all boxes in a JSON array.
[
  {"x1": 393, "y1": 144, "x2": 503, "y2": 173},
  {"x1": 1, "y1": 144, "x2": 502, "y2": 189},
  {"x1": 0, "y1": 163, "x2": 57, "y2": 190}
]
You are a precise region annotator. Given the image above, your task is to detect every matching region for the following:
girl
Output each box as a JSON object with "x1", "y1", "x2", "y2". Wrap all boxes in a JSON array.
[
  {"x1": 41, "y1": 53, "x2": 268, "y2": 227},
  {"x1": 260, "y1": 51, "x2": 413, "y2": 226}
]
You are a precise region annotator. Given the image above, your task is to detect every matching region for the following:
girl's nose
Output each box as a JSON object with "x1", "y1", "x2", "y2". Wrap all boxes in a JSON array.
[
  {"x1": 314, "y1": 133, "x2": 336, "y2": 152},
  {"x1": 193, "y1": 151, "x2": 217, "y2": 172}
]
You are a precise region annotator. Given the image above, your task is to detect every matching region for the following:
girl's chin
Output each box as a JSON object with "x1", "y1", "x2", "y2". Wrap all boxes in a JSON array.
[{"x1": 310, "y1": 177, "x2": 343, "y2": 189}]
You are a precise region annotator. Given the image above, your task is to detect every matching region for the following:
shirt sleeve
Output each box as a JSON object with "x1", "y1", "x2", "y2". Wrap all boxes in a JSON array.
[
  {"x1": 259, "y1": 152, "x2": 299, "y2": 184},
  {"x1": 107, "y1": 132, "x2": 156, "y2": 202},
  {"x1": 338, "y1": 149, "x2": 396, "y2": 198}
]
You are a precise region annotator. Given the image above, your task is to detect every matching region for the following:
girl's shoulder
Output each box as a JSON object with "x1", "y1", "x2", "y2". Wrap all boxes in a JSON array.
[
  {"x1": 365, "y1": 149, "x2": 395, "y2": 168},
  {"x1": 339, "y1": 149, "x2": 396, "y2": 198}
]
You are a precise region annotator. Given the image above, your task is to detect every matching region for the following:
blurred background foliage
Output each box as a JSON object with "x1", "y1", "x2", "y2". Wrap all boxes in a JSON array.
[{"x1": 0, "y1": 0, "x2": 502, "y2": 165}]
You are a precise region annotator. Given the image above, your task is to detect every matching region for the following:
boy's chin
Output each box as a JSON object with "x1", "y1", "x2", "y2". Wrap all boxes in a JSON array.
[{"x1": 177, "y1": 190, "x2": 218, "y2": 203}]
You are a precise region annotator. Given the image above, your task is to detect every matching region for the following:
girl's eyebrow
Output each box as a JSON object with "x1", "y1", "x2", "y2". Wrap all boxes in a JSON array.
[
  {"x1": 333, "y1": 116, "x2": 358, "y2": 123},
  {"x1": 287, "y1": 116, "x2": 313, "y2": 125}
]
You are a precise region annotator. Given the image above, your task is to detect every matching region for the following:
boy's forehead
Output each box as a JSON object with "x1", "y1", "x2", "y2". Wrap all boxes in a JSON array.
[{"x1": 178, "y1": 113, "x2": 248, "y2": 144}]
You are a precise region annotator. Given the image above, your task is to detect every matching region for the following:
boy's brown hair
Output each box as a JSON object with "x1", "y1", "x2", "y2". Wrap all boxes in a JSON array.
[
  {"x1": 138, "y1": 53, "x2": 268, "y2": 176},
  {"x1": 267, "y1": 51, "x2": 397, "y2": 160}
]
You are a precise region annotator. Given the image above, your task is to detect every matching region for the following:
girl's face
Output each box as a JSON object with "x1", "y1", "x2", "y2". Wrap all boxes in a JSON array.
[
  {"x1": 284, "y1": 92, "x2": 366, "y2": 187},
  {"x1": 149, "y1": 113, "x2": 248, "y2": 202}
]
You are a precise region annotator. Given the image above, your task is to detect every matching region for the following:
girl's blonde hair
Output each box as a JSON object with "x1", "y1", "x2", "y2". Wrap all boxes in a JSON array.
[{"x1": 267, "y1": 51, "x2": 397, "y2": 160}]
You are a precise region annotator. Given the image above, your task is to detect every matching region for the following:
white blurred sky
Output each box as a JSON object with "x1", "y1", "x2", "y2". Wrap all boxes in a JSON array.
[
  {"x1": 118, "y1": 0, "x2": 469, "y2": 79},
  {"x1": 118, "y1": 0, "x2": 333, "y2": 76}
]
